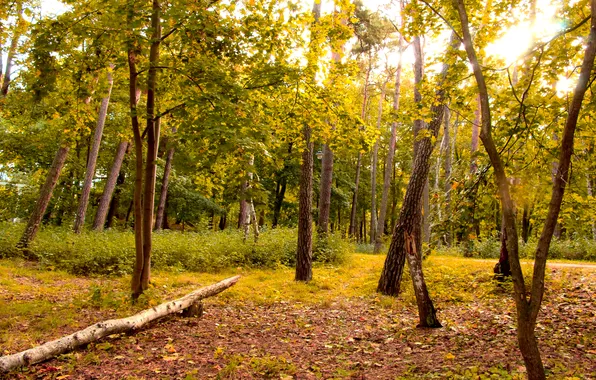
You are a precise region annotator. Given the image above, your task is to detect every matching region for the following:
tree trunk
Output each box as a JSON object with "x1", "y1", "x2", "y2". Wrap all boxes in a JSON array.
[
  {"x1": 318, "y1": 143, "x2": 333, "y2": 235},
  {"x1": 456, "y1": 0, "x2": 596, "y2": 376},
  {"x1": 295, "y1": 0, "x2": 321, "y2": 281},
  {"x1": 17, "y1": 146, "x2": 69, "y2": 249},
  {"x1": 272, "y1": 143, "x2": 292, "y2": 228},
  {"x1": 0, "y1": 275, "x2": 240, "y2": 373},
  {"x1": 370, "y1": 78, "x2": 389, "y2": 244},
  {"x1": 238, "y1": 184, "x2": 248, "y2": 229},
  {"x1": 155, "y1": 145, "x2": 175, "y2": 231},
  {"x1": 74, "y1": 67, "x2": 115, "y2": 233},
  {"x1": 349, "y1": 57, "x2": 372, "y2": 238},
  {"x1": 349, "y1": 153, "x2": 362, "y2": 237},
  {"x1": 106, "y1": 170, "x2": 125, "y2": 229},
  {"x1": 1, "y1": 1, "x2": 23, "y2": 97},
  {"x1": 377, "y1": 34, "x2": 458, "y2": 329},
  {"x1": 470, "y1": 94, "x2": 480, "y2": 174},
  {"x1": 128, "y1": 3, "x2": 146, "y2": 298},
  {"x1": 521, "y1": 203, "x2": 532, "y2": 244},
  {"x1": 296, "y1": 123, "x2": 314, "y2": 281},
  {"x1": 93, "y1": 141, "x2": 128, "y2": 231},
  {"x1": 588, "y1": 174, "x2": 596, "y2": 240}
]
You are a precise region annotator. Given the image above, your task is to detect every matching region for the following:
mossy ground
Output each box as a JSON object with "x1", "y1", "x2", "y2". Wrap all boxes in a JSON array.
[{"x1": 1, "y1": 254, "x2": 595, "y2": 379}]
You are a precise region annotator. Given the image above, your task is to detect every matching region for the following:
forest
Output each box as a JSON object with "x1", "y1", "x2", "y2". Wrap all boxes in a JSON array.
[{"x1": 0, "y1": 0, "x2": 595, "y2": 378}]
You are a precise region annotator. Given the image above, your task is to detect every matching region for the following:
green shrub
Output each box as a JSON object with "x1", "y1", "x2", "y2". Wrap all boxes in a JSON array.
[{"x1": 0, "y1": 223, "x2": 349, "y2": 276}]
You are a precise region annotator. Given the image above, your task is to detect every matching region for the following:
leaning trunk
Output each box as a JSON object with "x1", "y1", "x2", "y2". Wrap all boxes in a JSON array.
[
  {"x1": 0, "y1": 1, "x2": 24, "y2": 97},
  {"x1": 74, "y1": 67, "x2": 114, "y2": 233},
  {"x1": 377, "y1": 34, "x2": 458, "y2": 329},
  {"x1": 17, "y1": 146, "x2": 69, "y2": 249},
  {"x1": 93, "y1": 141, "x2": 129, "y2": 231},
  {"x1": 155, "y1": 145, "x2": 175, "y2": 231}
]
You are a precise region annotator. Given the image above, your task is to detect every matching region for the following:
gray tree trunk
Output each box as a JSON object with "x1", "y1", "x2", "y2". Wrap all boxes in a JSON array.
[
  {"x1": 93, "y1": 141, "x2": 129, "y2": 231},
  {"x1": 74, "y1": 66, "x2": 115, "y2": 233},
  {"x1": 1, "y1": 1, "x2": 23, "y2": 97}
]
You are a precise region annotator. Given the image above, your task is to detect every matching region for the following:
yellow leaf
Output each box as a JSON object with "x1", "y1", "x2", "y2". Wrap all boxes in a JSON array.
[{"x1": 445, "y1": 353, "x2": 455, "y2": 360}]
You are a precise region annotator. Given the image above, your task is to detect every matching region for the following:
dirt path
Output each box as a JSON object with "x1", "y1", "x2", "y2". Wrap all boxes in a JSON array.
[{"x1": 467, "y1": 258, "x2": 596, "y2": 270}]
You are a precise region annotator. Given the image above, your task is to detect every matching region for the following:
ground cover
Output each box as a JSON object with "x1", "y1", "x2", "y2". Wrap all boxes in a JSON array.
[{"x1": 1, "y1": 254, "x2": 595, "y2": 379}]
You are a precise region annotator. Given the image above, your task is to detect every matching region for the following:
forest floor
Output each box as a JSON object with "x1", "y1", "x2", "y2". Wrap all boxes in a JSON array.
[{"x1": 1, "y1": 254, "x2": 595, "y2": 379}]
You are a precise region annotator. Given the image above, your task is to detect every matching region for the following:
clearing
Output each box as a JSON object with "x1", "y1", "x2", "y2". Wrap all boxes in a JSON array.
[{"x1": 1, "y1": 254, "x2": 595, "y2": 379}]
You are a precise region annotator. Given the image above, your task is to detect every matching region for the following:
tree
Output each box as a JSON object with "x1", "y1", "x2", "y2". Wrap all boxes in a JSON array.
[
  {"x1": 454, "y1": 0, "x2": 596, "y2": 376},
  {"x1": 377, "y1": 31, "x2": 459, "y2": 329}
]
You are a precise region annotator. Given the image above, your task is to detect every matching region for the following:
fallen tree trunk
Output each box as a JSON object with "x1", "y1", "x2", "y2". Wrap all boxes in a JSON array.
[{"x1": 0, "y1": 275, "x2": 240, "y2": 373}]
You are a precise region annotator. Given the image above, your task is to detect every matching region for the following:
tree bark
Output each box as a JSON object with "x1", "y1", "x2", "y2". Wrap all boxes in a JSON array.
[
  {"x1": 17, "y1": 146, "x2": 69, "y2": 249},
  {"x1": 272, "y1": 143, "x2": 292, "y2": 228},
  {"x1": 74, "y1": 66, "x2": 115, "y2": 233},
  {"x1": 155, "y1": 144, "x2": 175, "y2": 231},
  {"x1": 128, "y1": 2, "x2": 145, "y2": 298},
  {"x1": 93, "y1": 141, "x2": 129, "y2": 231},
  {"x1": 0, "y1": 275, "x2": 240, "y2": 373},
  {"x1": 106, "y1": 170, "x2": 125, "y2": 229},
  {"x1": 455, "y1": 0, "x2": 596, "y2": 376},
  {"x1": 296, "y1": 123, "x2": 314, "y2": 281},
  {"x1": 377, "y1": 34, "x2": 458, "y2": 329},
  {"x1": 138, "y1": 1, "x2": 162, "y2": 297},
  {"x1": 587, "y1": 174, "x2": 596, "y2": 240}
]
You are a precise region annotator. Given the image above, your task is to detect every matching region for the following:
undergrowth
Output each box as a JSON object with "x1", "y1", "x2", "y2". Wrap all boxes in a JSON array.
[{"x1": 0, "y1": 223, "x2": 350, "y2": 276}]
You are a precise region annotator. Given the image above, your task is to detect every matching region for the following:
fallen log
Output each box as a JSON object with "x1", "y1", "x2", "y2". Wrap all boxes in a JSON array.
[{"x1": 0, "y1": 275, "x2": 240, "y2": 372}]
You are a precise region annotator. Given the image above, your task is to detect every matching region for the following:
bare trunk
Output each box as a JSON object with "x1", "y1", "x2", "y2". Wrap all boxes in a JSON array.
[
  {"x1": 74, "y1": 67, "x2": 115, "y2": 233},
  {"x1": 106, "y1": 170, "x2": 125, "y2": 228},
  {"x1": 155, "y1": 145, "x2": 175, "y2": 231},
  {"x1": 273, "y1": 143, "x2": 292, "y2": 228},
  {"x1": 93, "y1": 141, "x2": 128, "y2": 231},
  {"x1": 0, "y1": 276, "x2": 240, "y2": 373},
  {"x1": 17, "y1": 146, "x2": 69, "y2": 249}
]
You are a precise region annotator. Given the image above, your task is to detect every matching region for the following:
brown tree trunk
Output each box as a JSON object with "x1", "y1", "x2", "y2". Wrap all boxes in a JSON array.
[
  {"x1": 296, "y1": 124, "x2": 314, "y2": 281},
  {"x1": 456, "y1": 0, "x2": 596, "y2": 376},
  {"x1": 588, "y1": 174, "x2": 596, "y2": 240},
  {"x1": 138, "y1": 1, "x2": 162, "y2": 296},
  {"x1": 295, "y1": 0, "x2": 321, "y2": 281},
  {"x1": 106, "y1": 170, "x2": 125, "y2": 229},
  {"x1": 74, "y1": 66, "x2": 115, "y2": 233},
  {"x1": 377, "y1": 34, "x2": 458, "y2": 329},
  {"x1": 128, "y1": 5, "x2": 145, "y2": 298},
  {"x1": 272, "y1": 143, "x2": 292, "y2": 228},
  {"x1": 155, "y1": 145, "x2": 175, "y2": 231},
  {"x1": 93, "y1": 141, "x2": 129, "y2": 231},
  {"x1": 17, "y1": 146, "x2": 69, "y2": 249},
  {"x1": 318, "y1": 143, "x2": 333, "y2": 235},
  {"x1": 1, "y1": 1, "x2": 23, "y2": 97}
]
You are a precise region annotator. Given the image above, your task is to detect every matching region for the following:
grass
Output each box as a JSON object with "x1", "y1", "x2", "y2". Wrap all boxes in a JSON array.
[{"x1": 0, "y1": 252, "x2": 569, "y2": 354}]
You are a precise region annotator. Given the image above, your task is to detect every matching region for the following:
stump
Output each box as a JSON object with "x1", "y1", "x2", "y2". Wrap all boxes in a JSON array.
[{"x1": 182, "y1": 301, "x2": 203, "y2": 318}]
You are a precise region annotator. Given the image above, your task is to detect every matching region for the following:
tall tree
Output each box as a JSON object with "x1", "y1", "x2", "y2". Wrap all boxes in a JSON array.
[
  {"x1": 295, "y1": 0, "x2": 321, "y2": 282},
  {"x1": 1, "y1": 0, "x2": 24, "y2": 97},
  {"x1": 377, "y1": 33, "x2": 458, "y2": 329},
  {"x1": 375, "y1": 35, "x2": 404, "y2": 253},
  {"x1": 454, "y1": 0, "x2": 596, "y2": 376}
]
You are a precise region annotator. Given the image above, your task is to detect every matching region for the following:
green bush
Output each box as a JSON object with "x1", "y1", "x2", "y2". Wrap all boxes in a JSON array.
[
  {"x1": 0, "y1": 223, "x2": 349, "y2": 276},
  {"x1": 432, "y1": 236, "x2": 596, "y2": 262}
]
